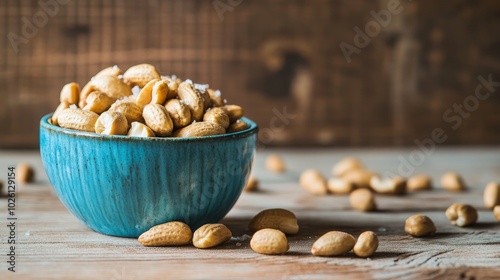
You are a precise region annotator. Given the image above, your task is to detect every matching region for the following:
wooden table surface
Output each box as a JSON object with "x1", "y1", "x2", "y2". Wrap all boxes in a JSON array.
[{"x1": 1, "y1": 148, "x2": 499, "y2": 280}]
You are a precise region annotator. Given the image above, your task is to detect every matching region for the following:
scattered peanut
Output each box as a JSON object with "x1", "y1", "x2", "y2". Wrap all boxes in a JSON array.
[
  {"x1": 483, "y1": 182, "x2": 500, "y2": 209},
  {"x1": 95, "y1": 111, "x2": 128, "y2": 135},
  {"x1": 127, "y1": 122, "x2": 155, "y2": 137},
  {"x1": 445, "y1": 203, "x2": 478, "y2": 227},
  {"x1": 299, "y1": 169, "x2": 328, "y2": 195},
  {"x1": 327, "y1": 178, "x2": 355, "y2": 194},
  {"x1": 349, "y1": 188, "x2": 377, "y2": 212},
  {"x1": 405, "y1": 214, "x2": 436, "y2": 237},
  {"x1": 249, "y1": 208, "x2": 299, "y2": 235},
  {"x1": 57, "y1": 108, "x2": 99, "y2": 132},
  {"x1": 192, "y1": 224, "x2": 232, "y2": 249},
  {"x1": 494, "y1": 206, "x2": 500, "y2": 222},
  {"x1": 266, "y1": 154, "x2": 285, "y2": 173},
  {"x1": 342, "y1": 169, "x2": 375, "y2": 189},
  {"x1": 244, "y1": 176, "x2": 259, "y2": 192},
  {"x1": 441, "y1": 172, "x2": 466, "y2": 192},
  {"x1": 407, "y1": 174, "x2": 432, "y2": 191},
  {"x1": 17, "y1": 163, "x2": 35, "y2": 183},
  {"x1": 138, "y1": 221, "x2": 192, "y2": 246},
  {"x1": 250, "y1": 228, "x2": 289, "y2": 255},
  {"x1": 370, "y1": 176, "x2": 407, "y2": 195},
  {"x1": 332, "y1": 157, "x2": 364, "y2": 177},
  {"x1": 353, "y1": 231, "x2": 378, "y2": 257},
  {"x1": 311, "y1": 231, "x2": 355, "y2": 256}
]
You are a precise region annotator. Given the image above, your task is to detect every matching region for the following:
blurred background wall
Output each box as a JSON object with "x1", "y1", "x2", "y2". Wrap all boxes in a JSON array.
[{"x1": 1, "y1": 0, "x2": 499, "y2": 148}]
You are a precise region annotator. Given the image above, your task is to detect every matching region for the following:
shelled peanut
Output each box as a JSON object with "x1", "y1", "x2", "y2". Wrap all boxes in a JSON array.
[
  {"x1": 441, "y1": 172, "x2": 466, "y2": 192},
  {"x1": 370, "y1": 176, "x2": 407, "y2": 195},
  {"x1": 330, "y1": 157, "x2": 376, "y2": 193},
  {"x1": 405, "y1": 214, "x2": 436, "y2": 237},
  {"x1": 300, "y1": 169, "x2": 328, "y2": 195},
  {"x1": 311, "y1": 231, "x2": 355, "y2": 256},
  {"x1": 250, "y1": 229, "x2": 289, "y2": 255},
  {"x1": 192, "y1": 224, "x2": 232, "y2": 249},
  {"x1": 50, "y1": 64, "x2": 249, "y2": 138},
  {"x1": 484, "y1": 182, "x2": 500, "y2": 209},
  {"x1": 266, "y1": 154, "x2": 286, "y2": 173},
  {"x1": 494, "y1": 206, "x2": 500, "y2": 222},
  {"x1": 138, "y1": 221, "x2": 193, "y2": 246},
  {"x1": 407, "y1": 175, "x2": 433, "y2": 191},
  {"x1": 445, "y1": 203, "x2": 478, "y2": 227},
  {"x1": 353, "y1": 231, "x2": 378, "y2": 257},
  {"x1": 244, "y1": 176, "x2": 259, "y2": 192},
  {"x1": 17, "y1": 163, "x2": 35, "y2": 183},
  {"x1": 328, "y1": 158, "x2": 441, "y2": 196},
  {"x1": 249, "y1": 208, "x2": 299, "y2": 235}
]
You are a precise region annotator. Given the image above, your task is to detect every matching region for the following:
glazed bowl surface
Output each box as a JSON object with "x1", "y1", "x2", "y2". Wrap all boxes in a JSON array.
[{"x1": 40, "y1": 114, "x2": 257, "y2": 237}]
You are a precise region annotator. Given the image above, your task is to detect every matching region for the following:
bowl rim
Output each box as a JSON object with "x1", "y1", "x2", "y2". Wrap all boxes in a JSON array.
[{"x1": 40, "y1": 113, "x2": 258, "y2": 142}]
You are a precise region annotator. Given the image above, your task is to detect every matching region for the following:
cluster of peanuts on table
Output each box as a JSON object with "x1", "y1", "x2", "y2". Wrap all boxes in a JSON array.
[
  {"x1": 51, "y1": 64, "x2": 247, "y2": 138},
  {"x1": 133, "y1": 155, "x2": 498, "y2": 257},
  {"x1": 7, "y1": 159, "x2": 498, "y2": 257},
  {"x1": 233, "y1": 155, "x2": 500, "y2": 256},
  {"x1": 137, "y1": 208, "x2": 378, "y2": 257}
]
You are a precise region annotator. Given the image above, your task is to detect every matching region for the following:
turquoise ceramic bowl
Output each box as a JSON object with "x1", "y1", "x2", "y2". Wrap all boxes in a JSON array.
[{"x1": 40, "y1": 114, "x2": 257, "y2": 237}]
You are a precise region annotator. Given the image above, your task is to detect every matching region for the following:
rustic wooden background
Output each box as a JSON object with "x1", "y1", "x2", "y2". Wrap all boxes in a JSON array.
[{"x1": 1, "y1": 0, "x2": 500, "y2": 148}]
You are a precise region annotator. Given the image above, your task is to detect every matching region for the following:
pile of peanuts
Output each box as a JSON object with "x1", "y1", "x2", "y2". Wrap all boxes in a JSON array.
[{"x1": 51, "y1": 64, "x2": 247, "y2": 138}]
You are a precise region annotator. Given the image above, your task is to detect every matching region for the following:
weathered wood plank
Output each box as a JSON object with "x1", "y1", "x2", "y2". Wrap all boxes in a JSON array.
[{"x1": 0, "y1": 148, "x2": 499, "y2": 279}]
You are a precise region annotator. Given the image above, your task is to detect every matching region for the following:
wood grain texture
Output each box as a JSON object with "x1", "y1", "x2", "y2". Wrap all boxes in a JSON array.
[
  {"x1": 1, "y1": 1, "x2": 500, "y2": 148},
  {"x1": 0, "y1": 148, "x2": 499, "y2": 279}
]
